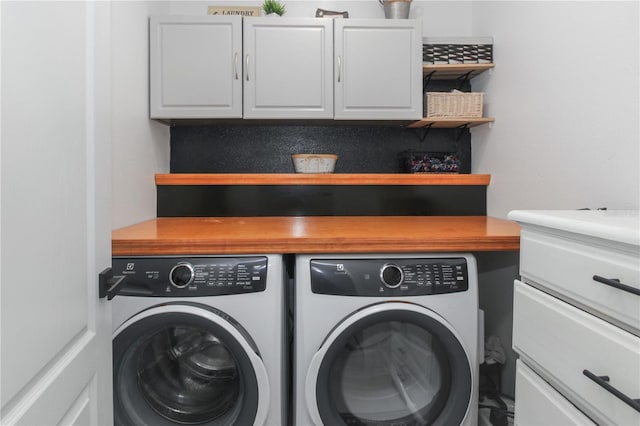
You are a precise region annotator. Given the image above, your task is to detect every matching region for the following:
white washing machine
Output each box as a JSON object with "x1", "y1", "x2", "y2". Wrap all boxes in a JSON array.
[
  {"x1": 111, "y1": 255, "x2": 286, "y2": 426},
  {"x1": 294, "y1": 253, "x2": 480, "y2": 426}
]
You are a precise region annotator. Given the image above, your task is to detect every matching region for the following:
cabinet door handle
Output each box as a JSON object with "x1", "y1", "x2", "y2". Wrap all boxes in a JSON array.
[
  {"x1": 583, "y1": 369, "x2": 640, "y2": 412},
  {"x1": 234, "y1": 52, "x2": 239, "y2": 80},
  {"x1": 593, "y1": 275, "x2": 640, "y2": 296},
  {"x1": 337, "y1": 55, "x2": 342, "y2": 83},
  {"x1": 245, "y1": 54, "x2": 250, "y2": 82}
]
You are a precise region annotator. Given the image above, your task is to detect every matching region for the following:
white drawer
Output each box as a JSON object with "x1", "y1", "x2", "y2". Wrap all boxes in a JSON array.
[
  {"x1": 513, "y1": 281, "x2": 640, "y2": 426},
  {"x1": 515, "y1": 360, "x2": 596, "y2": 426},
  {"x1": 520, "y1": 227, "x2": 640, "y2": 334}
]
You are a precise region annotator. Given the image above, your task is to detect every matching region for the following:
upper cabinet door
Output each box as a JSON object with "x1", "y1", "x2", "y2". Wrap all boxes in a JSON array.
[
  {"x1": 334, "y1": 19, "x2": 422, "y2": 120},
  {"x1": 243, "y1": 18, "x2": 333, "y2": 119},
  {"x1": 150, "y1": 16, "x2": 242, "y2": 119}
]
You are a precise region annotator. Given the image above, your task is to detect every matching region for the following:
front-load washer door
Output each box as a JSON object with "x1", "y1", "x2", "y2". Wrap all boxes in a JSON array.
[
  {"x1": 113, "y1": 302, "x2": 270, "y2": 426},
  {"x1": 306, "y1": 302, "x2": 472, "y2": 426}
]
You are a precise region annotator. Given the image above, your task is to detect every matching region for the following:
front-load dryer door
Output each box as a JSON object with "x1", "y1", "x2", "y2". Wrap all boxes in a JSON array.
[
  {"x1": 306, "y1": 302, "x2": 472, "y2": 426},
  {"x1": 112, "y1": 302, "x2": 270, "y2": 426}
]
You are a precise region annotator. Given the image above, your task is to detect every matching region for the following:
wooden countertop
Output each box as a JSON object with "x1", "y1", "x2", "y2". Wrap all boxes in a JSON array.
[{"x1": 112, "y1": 216, "x2": 520, "y2": 256}]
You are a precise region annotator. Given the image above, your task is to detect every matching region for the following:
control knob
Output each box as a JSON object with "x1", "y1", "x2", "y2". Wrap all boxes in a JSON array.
[
  {"x1": 170, "y1": 262, "x2": 194, "y2": 288},
  {"x1": 380, "y1": 263, "x2": 403, "y2": 288}
]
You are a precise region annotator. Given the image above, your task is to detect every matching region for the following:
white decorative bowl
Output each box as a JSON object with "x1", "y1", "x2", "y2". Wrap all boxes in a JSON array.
[{"x1": 291, "y1": 154, "x2": 338, "y2": 173}]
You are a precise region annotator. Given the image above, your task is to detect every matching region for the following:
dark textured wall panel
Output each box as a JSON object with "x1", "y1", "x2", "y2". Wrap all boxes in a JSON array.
[
  {"x1": 169, "y1": 124, "x2": 471, "y2": 174},
  {"x1": 157, "y1": 185, "x2": 486, "y2": 217}
]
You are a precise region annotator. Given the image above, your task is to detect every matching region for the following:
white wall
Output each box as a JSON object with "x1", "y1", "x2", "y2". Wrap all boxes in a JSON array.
[
  {"x1": 166, "y1": 0, "x2": 472, "y2": 29},
  {"x1": 471, "y1": 1, "x2": 639, "y2": 218},
  {"x1": 111, "y1": 1, "x2": 171, "y2": 229}
]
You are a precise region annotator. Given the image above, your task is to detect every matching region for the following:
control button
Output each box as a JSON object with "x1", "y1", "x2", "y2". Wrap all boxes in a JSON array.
[
  {"x1": 169, "y1": 263, "x2": 194, "y2": 288},
  {"x1": 381, "y1": 264, "x2": 403, "y2": 288}
]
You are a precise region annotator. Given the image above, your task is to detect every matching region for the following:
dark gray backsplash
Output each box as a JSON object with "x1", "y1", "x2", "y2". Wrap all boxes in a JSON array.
[
  {"x1": 170, "y1": 124, "x2": 471, "y2": 173},
  {"x1": 157, "y1": 184, "x2": 486, "y2": 216}
]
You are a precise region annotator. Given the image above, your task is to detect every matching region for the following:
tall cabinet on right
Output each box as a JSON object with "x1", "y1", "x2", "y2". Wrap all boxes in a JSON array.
[{"x1": 508, "y1": 210, "x2": 640, "y2": 425}]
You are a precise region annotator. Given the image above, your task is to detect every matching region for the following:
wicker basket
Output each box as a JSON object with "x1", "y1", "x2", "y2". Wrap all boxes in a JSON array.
[{"x1": 425, "y1": 92, "x2": 484, "y2": 118}]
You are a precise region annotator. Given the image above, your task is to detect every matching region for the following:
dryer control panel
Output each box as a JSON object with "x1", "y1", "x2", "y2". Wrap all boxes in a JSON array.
[
  {"x1": 310, "y1": 258, "x2": 468, "y2": 296},
  {"x1": 112, "y1": 256, "x2": 268, "y2": 297}
]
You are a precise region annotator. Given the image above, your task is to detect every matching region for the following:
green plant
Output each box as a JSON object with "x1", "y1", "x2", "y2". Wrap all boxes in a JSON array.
[{"x1": 263, "y1": 0, "x2": 286, "y2": 16}]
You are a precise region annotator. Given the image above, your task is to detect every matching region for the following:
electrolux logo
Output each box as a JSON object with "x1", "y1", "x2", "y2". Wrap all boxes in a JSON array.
[{"x1": 121, "y1": 262, "x2": 136, "y2": 275}]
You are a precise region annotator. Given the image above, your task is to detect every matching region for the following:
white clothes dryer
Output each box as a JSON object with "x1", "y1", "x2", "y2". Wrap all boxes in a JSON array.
[
  {"x1": 111, "y1": 255, "x2": 286, "y2": 426},
  {"x1": 294, "y1": 254, "x2": 480, "y2": 426}
]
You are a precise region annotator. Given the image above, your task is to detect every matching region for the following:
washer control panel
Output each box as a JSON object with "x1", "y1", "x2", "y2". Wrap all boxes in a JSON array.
[
  {"x1": 112, "y1": 256, "x2": 268, "y2": 297},
  {"x1": 311, "y1": 258, "x2": 468, "y2": 296}
]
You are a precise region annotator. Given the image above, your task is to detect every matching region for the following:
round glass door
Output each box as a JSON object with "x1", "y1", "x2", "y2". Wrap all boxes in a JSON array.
[
  {"x1": 113, "y1": 303, "x2": 267, "y2": 426},
  {"x1": 309, "y1": 304, "x2": 472, "y2": 426}
]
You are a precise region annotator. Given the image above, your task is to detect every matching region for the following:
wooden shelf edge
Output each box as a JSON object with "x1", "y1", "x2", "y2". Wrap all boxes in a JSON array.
[
  {"x1": 155, "y1": 173, "x2": 492, "y2": 186},
  {"x1": 423, "y1": 63, "x2": 495, "y2": 79},
  {"x1": 406, "y1": 117, "x2": 495, "y2": 129},
  {"x1": 112, "y1": 239, "x2": 520, "y2": 256}
]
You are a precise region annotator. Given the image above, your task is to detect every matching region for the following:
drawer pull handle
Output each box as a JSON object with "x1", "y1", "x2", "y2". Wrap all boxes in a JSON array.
[
  {"x1": 583, "y1": 369, "x2": 640, "y2": 412},
  {"x1": 592, "y1": 275, "x2": 640, "y2": 296}
]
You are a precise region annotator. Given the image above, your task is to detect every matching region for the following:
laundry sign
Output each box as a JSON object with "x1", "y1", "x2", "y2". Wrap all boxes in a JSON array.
[{"x1": 207, "y1": 6, "x2": 263, "y2": 16}]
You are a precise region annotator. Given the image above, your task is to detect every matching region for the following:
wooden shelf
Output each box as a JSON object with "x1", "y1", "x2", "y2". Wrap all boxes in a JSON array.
[
  {"x1": 423, "y1": 63, "x2": 495, "y2": 79},
  {"x1": 409, "y1": 64, "x2": 496, "y2": 130},
  {"x1": 155, "y1": 173, "x2": 491, "y2": 186},
  {"x1": 406, "y1": 117, "x2": 495, "y2": 129}
]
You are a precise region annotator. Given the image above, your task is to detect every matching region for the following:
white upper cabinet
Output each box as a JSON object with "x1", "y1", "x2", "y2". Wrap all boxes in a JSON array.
[
  {"x1": 243, "y1": 18, "x2": 333, "y2": 119},
  {"x1": 334, "y1": 19, "x2": 423, "y2": 120},
  {"x1": 150, "y1": 15, "x2": 243, "y2": 119},
  {"x1": 149, "y1": 17, "x2": 422, "y2": 121}
]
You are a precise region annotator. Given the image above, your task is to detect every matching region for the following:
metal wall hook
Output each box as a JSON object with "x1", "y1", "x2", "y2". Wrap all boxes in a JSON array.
[
  {"x1": 423, "y1": 71, "x2": 436, "y2": 92},
  {"x1": 411, "y1": 123, "x2": 434, "y2": 142},
  {"x1": 455, "y1": 123, "x2": 470, "y2": 142},
  {"x1": 455, "y1": 71, "x2": 472, "y2": 90}
]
